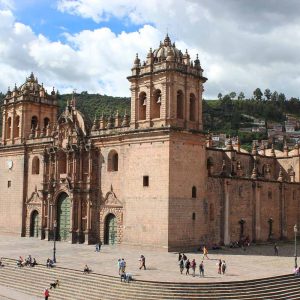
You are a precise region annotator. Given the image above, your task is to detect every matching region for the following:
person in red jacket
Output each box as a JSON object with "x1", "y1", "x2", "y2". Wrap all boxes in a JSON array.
[{"x1": 44, "y1": 288, "x2": 49, "y2": 300}]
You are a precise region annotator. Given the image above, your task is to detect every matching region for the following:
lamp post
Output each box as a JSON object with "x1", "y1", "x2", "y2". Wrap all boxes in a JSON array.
[
  {"x1": 53, "y1": 220, "x2": 57, "y2": 263},
  {"x1": 294, "y1": 224, "x2": 298, "y2": 269}
]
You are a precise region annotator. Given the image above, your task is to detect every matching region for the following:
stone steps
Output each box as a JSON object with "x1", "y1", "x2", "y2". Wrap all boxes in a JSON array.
[{"x1": 1, "y1": 257, "x2": 300, "y2": 299}]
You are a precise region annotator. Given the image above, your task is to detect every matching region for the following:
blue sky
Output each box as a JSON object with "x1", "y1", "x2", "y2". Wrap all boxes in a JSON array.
[
  {"x1": 13, "y1": 0, "x2": 141, "y2": 41},
  {"x1": 1, "y1": 0, "x2": 300, "y2": 98}
]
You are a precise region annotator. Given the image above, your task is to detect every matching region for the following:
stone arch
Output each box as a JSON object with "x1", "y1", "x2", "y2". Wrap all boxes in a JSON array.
[
  {"x1": 14, "y1": 115, "x2": 20, "y2": 138},
  {"x1": 152, "y1": 89, "x2": 161, "y2": 119},
  {"x1": 7, "y1": 117, "x2": 12, "y2": 139},
  {"x1": 189, "y1": 93, "x2": 196, "y2": 121},
  {"x1": 100, "y1": 208, "x2": 123, "y2": 245},
  {"x1": 177, "y1": 90, "x2": 184, "y2": 119},
  {"x1": 138, "y1": 92, "x2": 147, "y2": 121},
  {"x1": 32, "y1": 156, "x2": 40, "y2": 175},
  {"x1": 107, "y1": 149, "x2": 119, "y2": 172},
  {"x1": 31, "y1": 116, "x2": 38, "y2": 129},
  {"x1": 30, "y1": 210, "x2": 39, "y2": 237},
  {"x1": 44, "y1": 117, "x2": 50, "y2": 128}
]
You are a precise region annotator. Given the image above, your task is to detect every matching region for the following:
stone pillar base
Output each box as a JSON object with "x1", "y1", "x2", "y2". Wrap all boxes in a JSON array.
[
  {"x1": 84, "y1": 231, "x2": 95, "y2": 245},
  {"x1": 44, "y1": 229, "x2": 50, "y2": 241}
]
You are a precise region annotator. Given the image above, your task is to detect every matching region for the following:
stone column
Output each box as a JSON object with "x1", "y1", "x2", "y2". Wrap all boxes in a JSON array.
[
  {"x1": 281, "y1": 184, "x2": 287, "y2": 238},
  {"x1": 84, "y1": 196, "x2": 92, "y2": 244},
  {"x1": 11, "y1": 109, "x2": 15, "y2": 144},
  {"x1": 70, "y1": 197, "x2": 75, "y2": 243},
  {"x1": 255, "y1": 183, "x2": 261, "y2": 241},
  {"x1": 2, "y1": 109, "x2": 6, "y2": 143},
  {"x1": 224, "y1": 180, "x2": 230, "y2": 245},
  {"x1": 77, "y1": 197, "x2": 82, "y2": 243}
]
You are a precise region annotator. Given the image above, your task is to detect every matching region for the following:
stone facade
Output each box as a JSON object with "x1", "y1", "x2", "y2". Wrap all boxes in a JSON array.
[{"x1": 1, "y1": 35, "x2": 300, "y2": 251}]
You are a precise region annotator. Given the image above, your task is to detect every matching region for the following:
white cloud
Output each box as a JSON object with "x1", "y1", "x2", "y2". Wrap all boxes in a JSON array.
[
  {"x1": 55, "y1": 0, "x2": 300, "y2": 98},
  {"x1": 0, "y1": 10, "x2": 161, "y2": 96},
  {"x1": 1, "y1": 1, "x2": 300, "y2": 99},
  {"x1": 0, "y1": 0, "x2": 14, "y2": 10}
]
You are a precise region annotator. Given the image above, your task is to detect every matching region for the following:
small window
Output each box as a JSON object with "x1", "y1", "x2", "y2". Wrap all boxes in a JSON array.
[
  {"x1": 192, "y1": 186, "x2": 197, "y2": 198},
  {"x1": 32, "y1": 156, "x2": 40, "y2": 175},
  {"x1": 268, "y1": 190, "x2": 272, "y2": 199},
  {"x1": 192, "y1": 212, "x2": 196, "y2": 220},
  {"x1": 107, "y1": 150, "x2": 119, "y2": 172},
  {"x1": 143, "y1": 176, "x2": 149, "y2": 187},
  {"x1": 7, "y1": 181, "x2": 11, "y2": 188}
]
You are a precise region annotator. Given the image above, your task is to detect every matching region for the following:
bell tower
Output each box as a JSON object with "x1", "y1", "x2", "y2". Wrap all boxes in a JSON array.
[
  {"x1": 1, "y1": 73, "x2": 58, "y2": 145},
  {"x1": 127, "y1": 34, "x2": 207, "y2": 131}
]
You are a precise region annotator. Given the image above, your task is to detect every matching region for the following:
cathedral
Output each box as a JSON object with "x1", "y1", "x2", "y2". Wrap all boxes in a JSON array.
[{"x1": 0, "y1": 35, "x2": 299, "y2": 251}]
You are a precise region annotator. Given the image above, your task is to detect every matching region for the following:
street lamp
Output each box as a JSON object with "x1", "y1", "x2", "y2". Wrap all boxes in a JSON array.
[
  {"x1": 53, "y1": 220, "x2": 57, "y2": 263},
  {"x1": 294, "y1": 224, "x2": 298, "y2": 269}
]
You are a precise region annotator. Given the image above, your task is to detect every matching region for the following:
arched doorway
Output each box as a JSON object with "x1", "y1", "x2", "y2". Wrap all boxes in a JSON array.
[
  {"x1": 57, "y1": 193, "x2": 71, "y2": 241},
  {"x1": 104, "y1": 214, "x2": 117, "y2": 245},
  {"x1": 30, "y1": 210, "x2": 39, "y2": 237}
]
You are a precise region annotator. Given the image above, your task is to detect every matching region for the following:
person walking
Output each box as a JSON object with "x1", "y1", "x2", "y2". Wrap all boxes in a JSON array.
[
  {"x1": 218, "y1": 259, "x2": 222, "y2": 274},
  {"x1": 191, "y1": 259, "x2": 196, "y2": 277},
  {"x1": 178, "y1": 253, "x2": 182, "y2": 262},
  {"x1": 203, "y1": 246, "x2": 209, "y2": 259},
  {"x1": 199, "y1": 261, "x2": 204, "y2": 277},
  {"x1": 222, "y1": 260, "x2": 226, "y2": 275},
  {"x1": 185, "y1": 259, "x2": 190, "y2": 275},
  {"x1": 139, "y1": 255, "x2": 146, "y2": 270},
  {"x1": 274, "y1": 243, "x2": 279, "y2": 256},
  {"x1": 44, "y1": 288, "x2": 49, "y2": 300},
  {"x1": 118, "y1": 259, "x2": 122, "y2": 275},
  {"x1": 179, "y1": 258, "x2": 184, "y2": 274}
]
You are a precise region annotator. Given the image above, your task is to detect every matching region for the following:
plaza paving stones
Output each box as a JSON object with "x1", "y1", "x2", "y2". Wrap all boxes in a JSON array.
[{"x1": 0, "y1": 234, "x2": 296, "y2": 284}]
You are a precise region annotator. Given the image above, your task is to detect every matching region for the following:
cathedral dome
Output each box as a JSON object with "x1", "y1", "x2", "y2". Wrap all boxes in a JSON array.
[
  {"x1": 19, "y1": 72, "x2": 42, "y2": 94},
  {"x1": 152, "y1": 34, "x2": 182, "y2": 61}
]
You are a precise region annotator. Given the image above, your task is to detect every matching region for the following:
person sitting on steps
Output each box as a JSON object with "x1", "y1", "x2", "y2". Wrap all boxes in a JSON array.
[
  {"x1": 31, "y1": 258, "x2": 37, "y2": 267},
  {"x1": 83, "y1": 264, "x2": 91, "y2": 274},
  {"x1": 46, "y1": 258, "x2": 54, "y2": 268}
]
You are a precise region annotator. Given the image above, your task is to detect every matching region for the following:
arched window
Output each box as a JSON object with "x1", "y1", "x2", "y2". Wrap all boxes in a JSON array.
[
  {"x1": 14, "y1": 115, "x2": 20, "y2": 138},
  {"x1": 177, "y1": 90, "x2": 184, "y2": 119},
  {"x1": 7, "y1": 117, "x2": 12, "y2": 139},
  {"x1": 32, "y1": 156, "x2": 40, "y2": 175},
  {"x1": 31, "y1": 116, "x2": 38, "y2": 129},
  {"x1": 189, "y1": 93, "x2": 196, "y2": 121},
  {"x1": 108, "y1": 150, "x2": 119, "y2": 172},
  {"x1": 44, "y1": 117, "x2": 50, "y2": 128},
  {"x1": 138, "y1": 92, "x2": 146, "y2": 121},
  {"x1": 152, "y1": 89, "x2": 161, "y2": 119},
  {"x1": 192, "y1": 186, "x2": 197, "y2": 198}
]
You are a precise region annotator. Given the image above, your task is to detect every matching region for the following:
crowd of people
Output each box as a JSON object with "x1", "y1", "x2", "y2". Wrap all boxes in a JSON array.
[
  {"x1": 17, "y1": 255, "x2": 37, "y2": 267},
  {"x1": 178, "y1": 247, "x2": 227, "y2": 277}
]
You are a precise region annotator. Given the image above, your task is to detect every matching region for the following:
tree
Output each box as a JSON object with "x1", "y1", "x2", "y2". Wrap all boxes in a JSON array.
[
  {"x1": 217, "y1": 93, "x2": 222, "y2": 100},
  {"x1": 271, "y1": 91, "x2": 278, "y2": 102},
  {"x1": 229, "y1": 92, "x2": 236, "y2": 99},
  {"x1": 264, "y1": 89, "x2": 271, "y2": 101},
  {"x1": 278, "y1": 93, "x2": 286, "y2": 102},
  {"x1": 253, "y1": 88, "x2": 263, "y2": 101},
  {"x1": 238, "y1": 92, "x2": 245, "y2": 100}
]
